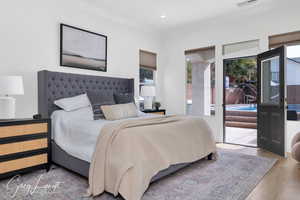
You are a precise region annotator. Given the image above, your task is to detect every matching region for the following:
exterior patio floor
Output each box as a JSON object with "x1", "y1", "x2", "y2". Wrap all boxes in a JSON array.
[{"x1": 225, "y1": 127, "x2": 257, "y2": 147}]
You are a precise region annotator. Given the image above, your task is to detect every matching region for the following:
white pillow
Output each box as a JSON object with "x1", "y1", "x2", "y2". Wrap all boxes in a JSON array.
[
  {"x1": 51, "y1": 106, "x2": 94, "y2": 121},
  {"x1": 54, "y1": 93, "x2": 91, "y2": 112},
  {"x1": 101, "y1": 103, "x2": 138, "y2": 120}
]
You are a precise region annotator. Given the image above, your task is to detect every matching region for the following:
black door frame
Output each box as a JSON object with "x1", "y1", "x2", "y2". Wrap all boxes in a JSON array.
[{"x1": 223, "y1": 55, "x2": 258, "y2": 147}]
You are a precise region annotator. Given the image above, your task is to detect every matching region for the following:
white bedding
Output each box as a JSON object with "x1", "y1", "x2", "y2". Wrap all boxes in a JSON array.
[{"x1": 51, "y1": 106, "x2": 156, "y2": 162}]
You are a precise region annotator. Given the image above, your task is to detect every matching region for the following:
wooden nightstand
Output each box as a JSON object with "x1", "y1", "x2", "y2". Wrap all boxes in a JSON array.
[
  {"x1": 0, "y1": 119, "x2": 51, "y2": 179},
  {"x1": 142, "y1": 109, "x2": 166, "y2": 115}
]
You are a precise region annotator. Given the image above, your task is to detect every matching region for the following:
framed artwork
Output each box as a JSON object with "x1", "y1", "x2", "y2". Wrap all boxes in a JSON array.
[{"x1": 60, "y1": 24, "x2": 107, "y2": 71}]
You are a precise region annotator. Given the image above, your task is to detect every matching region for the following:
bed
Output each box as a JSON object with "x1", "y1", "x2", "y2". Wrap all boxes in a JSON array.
[{"x1": 38, "y1": 70, "x2": 216, "y2": 200}]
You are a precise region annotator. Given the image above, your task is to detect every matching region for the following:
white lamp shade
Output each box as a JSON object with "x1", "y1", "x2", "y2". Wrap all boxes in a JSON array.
[
  {"x1": 0, "y1": 76, "x2": 24, "y2": 95},
  {"x1": 140, "y1": 85, "x2": 156, "y2": 97}
]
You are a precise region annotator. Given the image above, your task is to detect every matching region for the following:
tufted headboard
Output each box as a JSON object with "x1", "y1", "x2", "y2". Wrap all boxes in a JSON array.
[{"x1": 38, "y1": 70, "x2": 134, "y2": 118}]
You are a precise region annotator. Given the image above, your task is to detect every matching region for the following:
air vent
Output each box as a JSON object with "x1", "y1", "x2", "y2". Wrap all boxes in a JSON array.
[{"x1": 237, "y1": 0, "x2": 258, "y2": 7}]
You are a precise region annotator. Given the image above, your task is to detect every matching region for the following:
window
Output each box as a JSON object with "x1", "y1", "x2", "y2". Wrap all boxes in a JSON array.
[
  {"x1": 269, "y1": 31, "x2": 300, "y2": 49},
  {"x1": 140, "y1": 67, "x2": 155, "y2": 85},
  {"x1": 139, "y1": 50, "x2": 157, "y2": 84},
  {"x1": 269, "y1": 32, "x2": 300, "y2": 110},
  {"x1": 185, "y1": 46, "x2": 215, "y2": 116},
  {"x1": 223, "y1": 40, "x2": 260, "y2": 57},
  {"x1": 271, "y1": 72, "x2": 279, "y2": 83},
  {"x1": 261, "y1": 56, "x2": 280, "y2": 104},
  {"x1": 139, "y1": 50, "x2": 157, "y2": 108}
]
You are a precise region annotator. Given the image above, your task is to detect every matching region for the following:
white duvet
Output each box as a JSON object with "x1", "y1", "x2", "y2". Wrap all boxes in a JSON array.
[{"x1": 51, "y1": 106, "x2": 156, "y2": 162}]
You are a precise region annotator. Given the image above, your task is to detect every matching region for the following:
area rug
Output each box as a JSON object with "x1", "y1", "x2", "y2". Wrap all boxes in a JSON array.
[{"x1": 0, "y1": 149, "x2": 277, "y2": 200}]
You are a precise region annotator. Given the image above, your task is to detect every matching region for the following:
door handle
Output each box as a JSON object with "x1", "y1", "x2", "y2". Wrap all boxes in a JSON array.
[{"x1": 279, "y1": 105, "x2": 287, "y2": 109}]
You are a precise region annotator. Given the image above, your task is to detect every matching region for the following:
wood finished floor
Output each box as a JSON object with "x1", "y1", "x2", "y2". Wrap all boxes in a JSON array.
[{"x1": 217, "y1": 143, "x2": 300, "y2": 200}]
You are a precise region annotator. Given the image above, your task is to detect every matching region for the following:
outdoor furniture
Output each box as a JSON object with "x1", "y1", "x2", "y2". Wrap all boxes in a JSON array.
[{"x1": 287, "y1": 110, "x2": 298, "y2": 120}]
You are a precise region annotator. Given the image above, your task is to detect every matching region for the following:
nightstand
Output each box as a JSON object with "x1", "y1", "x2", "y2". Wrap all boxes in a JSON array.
[
  {"x1": 142, "y1": 109, "x2": 166, "y2": 115},
  {"x1": 0, "y1": 119, "x2": 51, "y2": 179}
]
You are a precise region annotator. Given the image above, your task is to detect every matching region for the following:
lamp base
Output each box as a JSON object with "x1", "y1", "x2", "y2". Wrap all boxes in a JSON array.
[
  {"x1": 144, "y1": 97, "x2": 153, "y2": 110},
  {"x1": 0, "y1": 96, "x2": 16, "y2": 119}
]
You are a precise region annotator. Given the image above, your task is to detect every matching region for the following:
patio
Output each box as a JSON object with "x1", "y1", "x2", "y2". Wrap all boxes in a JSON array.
[{"x1": 225, "y1": 127, "x2": 257, "y2": 147}]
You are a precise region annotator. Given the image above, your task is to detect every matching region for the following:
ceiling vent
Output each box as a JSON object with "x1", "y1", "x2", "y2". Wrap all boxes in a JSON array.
[{"x1": 237, "y1": 0, "x2": 259, "y2": 7}]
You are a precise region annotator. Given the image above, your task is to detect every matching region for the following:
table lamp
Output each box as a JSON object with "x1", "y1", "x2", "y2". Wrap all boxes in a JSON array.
[
  {"x1": 0, "y1": 76, "x2": 24, "y2": 119},
  {"x1": 140, "y1": 85, "x2": 155, "y2": 110}
]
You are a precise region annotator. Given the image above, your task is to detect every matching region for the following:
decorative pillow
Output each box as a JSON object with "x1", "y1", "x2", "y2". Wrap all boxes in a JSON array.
[
  {"x1": 54, "y1": 93, "x2": 90, "y2": 112},
  {"x1": 291, "y1": 132, "x2": 300, "y2": 147},
  {"x1": 292, "y1": 142, "x2": 300, "y2": 162},
  {"x1": 114, "y1": 93, "x2": 135, "y2": 104},
  {"x1": 101, "y1": 103, "x2": 138, "y2": 120},
  {"x1": 291, "y1": 132, "x2": 300, "y2": 162},
  {"x1": 87, "y1": 91, "x2": 115, "y2": 120}
]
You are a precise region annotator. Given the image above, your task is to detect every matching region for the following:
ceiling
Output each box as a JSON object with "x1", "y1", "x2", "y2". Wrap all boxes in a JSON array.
[{"x1": 86, "y1": 0, "x2": 276, "y2": 31}]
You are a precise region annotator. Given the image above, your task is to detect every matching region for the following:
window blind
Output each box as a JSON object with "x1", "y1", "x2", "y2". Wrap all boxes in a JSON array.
[
  {"x1": 139, "y1": 50, "x2": 157, "y2": 70},
  {"x1": 269, "y1": 31, "x2": 300, "y2": 49},
  {"x1": 184, "y1": 46, "x2": 215, "y2": 55}
]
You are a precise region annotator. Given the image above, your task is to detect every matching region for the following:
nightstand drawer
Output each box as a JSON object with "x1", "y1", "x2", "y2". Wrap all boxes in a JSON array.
[
  {"x1": 0, "y1": 138, "x2": 48, "y2": 156},
  {"x1": 0, "y1": 123, "x2": 47, "y2": 139},
  {"x1": 142, "y1": 109, "x2": 166, "y2": 115},
  {"x1": 0, "y1": 119, "x2": 50, "y2": 179},
  {"x1": 152, "y1": 112, "x2": 165, "y2": 115},
  {"x1": 0, "y1": 154, "x2": 47, "y2": 174}
]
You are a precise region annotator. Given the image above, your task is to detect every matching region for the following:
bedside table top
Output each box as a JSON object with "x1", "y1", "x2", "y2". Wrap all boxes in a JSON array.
[
  {"x1": 142, "y1": 109, "x2": 166, "y2": 113},
  {"x1": 0, "y1": 118, "x2": 50, "y2": 126}
]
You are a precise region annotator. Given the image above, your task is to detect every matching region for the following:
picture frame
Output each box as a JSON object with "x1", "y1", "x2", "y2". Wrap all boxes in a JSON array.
[{"x1": 60, "y1": 24, "x2": 107, "y2": 72}]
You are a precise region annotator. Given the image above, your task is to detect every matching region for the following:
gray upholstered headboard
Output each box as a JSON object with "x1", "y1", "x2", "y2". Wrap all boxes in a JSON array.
[{"x1": 38, "y1": 70, "x2": 134, "y2": 118}]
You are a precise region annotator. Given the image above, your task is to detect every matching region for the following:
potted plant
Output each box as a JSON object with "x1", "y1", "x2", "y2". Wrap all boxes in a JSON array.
[{"x1": 153, "y1": 102, "x2": 161, "y2": 110}]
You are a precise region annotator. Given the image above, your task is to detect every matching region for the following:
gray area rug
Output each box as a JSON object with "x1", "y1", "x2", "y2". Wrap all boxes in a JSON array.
[{"x1": 0, "y1": 149, "x2": 276, "y2": 200}]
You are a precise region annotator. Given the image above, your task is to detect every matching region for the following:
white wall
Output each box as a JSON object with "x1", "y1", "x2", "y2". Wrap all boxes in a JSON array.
[
  {"x1": 160, "y1": 0, "x2": 300, "y2": 142},
  {"x1": 0, "y1": 0, "x2": 162, "y2": 118}
]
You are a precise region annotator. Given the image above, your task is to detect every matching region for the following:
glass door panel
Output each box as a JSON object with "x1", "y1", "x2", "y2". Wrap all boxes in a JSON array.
[{"x1": 261, "y1": 56, "x2": 280, "y2": 105}]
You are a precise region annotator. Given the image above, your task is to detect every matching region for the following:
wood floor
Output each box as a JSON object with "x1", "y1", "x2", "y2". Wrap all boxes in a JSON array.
[{"x1": 218, "y1": 143, "x2": 300, "y2": 200}]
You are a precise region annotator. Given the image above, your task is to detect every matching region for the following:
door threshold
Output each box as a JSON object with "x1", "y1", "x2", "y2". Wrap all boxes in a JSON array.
[{"x1": 222, "y1": 142, "x2": 258, "y2": 148}]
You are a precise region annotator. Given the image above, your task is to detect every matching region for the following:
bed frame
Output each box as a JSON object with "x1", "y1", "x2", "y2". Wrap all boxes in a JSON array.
[{"x1": 37, "y1": 70, "x2": 212, "y2": 182}]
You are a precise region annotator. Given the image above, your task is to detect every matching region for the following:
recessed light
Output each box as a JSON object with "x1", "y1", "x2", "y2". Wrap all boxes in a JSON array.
[{"x1": 160, "y1": 15, "x2": 166, "y2": 19}]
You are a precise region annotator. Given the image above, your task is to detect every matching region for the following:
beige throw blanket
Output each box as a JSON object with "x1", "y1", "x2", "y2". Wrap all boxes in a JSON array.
[{"x1": 88, "y1": 115, "x2": 216, "y2": 200}]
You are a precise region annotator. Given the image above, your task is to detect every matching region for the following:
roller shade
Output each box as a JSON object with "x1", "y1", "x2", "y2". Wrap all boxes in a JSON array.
[
  {"x1": 185, "y1": 46, "x2": 215, "y2": 63},
  {"x1": 140, "y1": 50, "x2": 157, "y2": 70},
  {"x1": 269, "y1": 31, "x2": 300, "y2": 48},
  {"x1": 185, "y1": 46, "x2": 215, "y2": 55}
]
